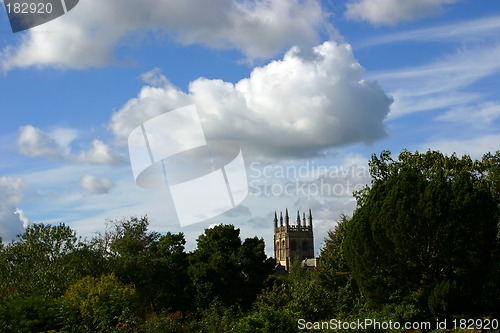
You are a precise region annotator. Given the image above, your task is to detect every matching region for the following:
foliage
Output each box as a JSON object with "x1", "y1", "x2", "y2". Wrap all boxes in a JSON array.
[
  {"x1": 318, "y1": 214, "x2": 362, "y2": 317},
  {"x1": 0, "y1": 223, "x2": 102, "y2": 299},
  {"x1": 138, "y1": 311, "x2": 198, "y2": 333},
  {"x1": 0, "y1": 295, "x2": 64, "y2": 333},
  {"x1": 102, "y1": 216, "x2": 192, "y2": 312},
  {"x1": 62, "y1": 273, "x2": 138, "y2": 332},
  {"x1": 188, "y1": 224, "x2": 274, "y2": 310},
  {"x1": 345, "y1": 150, "x2": 500, "y2": 319},
  {"x1": 0, "y1": 149, "x2": 498, "y2": 332},
  {"x1": 146, "y1": 231, "x2": 192, "y2": 311},
  {"x1": 234, "y1": 280, "x2": 299, "y2": 333}
]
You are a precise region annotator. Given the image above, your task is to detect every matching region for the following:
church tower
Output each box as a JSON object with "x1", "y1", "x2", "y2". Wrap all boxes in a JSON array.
[{"x1": 274, "y1": 208, "x2": 314, "y2": 270}]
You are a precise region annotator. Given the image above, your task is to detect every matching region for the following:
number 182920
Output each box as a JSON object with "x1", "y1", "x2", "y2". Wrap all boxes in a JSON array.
[{"x1": 5, "y1": 2, "x2": 53, "y2": 14}]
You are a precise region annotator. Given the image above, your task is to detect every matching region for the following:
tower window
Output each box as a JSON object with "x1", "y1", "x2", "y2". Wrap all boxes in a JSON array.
[
  {"x1": 302, "y1": 240, "x2": 308, "y2": 251},
  {"x1": 291, "y1": 240, "x2": 297, "y2": 251}
]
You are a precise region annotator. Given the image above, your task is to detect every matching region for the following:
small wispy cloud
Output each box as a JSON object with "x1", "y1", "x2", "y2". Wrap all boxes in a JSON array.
[
  {"x1": 345, "y1": 0, "x2": 457, "y2": 26},
  {"x1": 418, "y1": 134, "x2": 500, "y2": 159},
  {"x1": 436, "y1": 102, "x2": 500, "y2": 128},
  {"x1": 359, "y1": 15, "x2": 500, "y2": 48},
  {"x1": 368, "y1": 44, "x2": 500, "y2": 118}
]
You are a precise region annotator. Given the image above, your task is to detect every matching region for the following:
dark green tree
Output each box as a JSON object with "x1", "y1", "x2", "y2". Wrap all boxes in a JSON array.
[
  {"x1": 188, "y1": 224, "x2": 274, "y2": 310},
  {"x1": 344, "y1": 150, "x2": 499, "y2": 318},
  {"x1": 146, "y1": 231, "x2": 192, "y2": 311},
  {"x1": 318, "y1": 214, "x2": 362, "y2": 317},
  {"x1": 235, "y1": 279, "x2": 299, "y2": 333}
]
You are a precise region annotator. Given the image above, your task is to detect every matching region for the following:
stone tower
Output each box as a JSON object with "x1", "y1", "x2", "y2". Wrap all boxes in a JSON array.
[{"x1": 274, "y1": 208, "x2": 314, "y2": 270}]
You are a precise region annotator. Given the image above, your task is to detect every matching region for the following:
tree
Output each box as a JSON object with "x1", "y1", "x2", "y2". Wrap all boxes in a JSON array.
[
  {"x1": 188, "y1": 224, "x2": 274, "y2": 310},
  {"x1": 318, "y1": 214, "x2": 362, "y2": 316},
  {"x1": 101, "y1": 216, "x2": 191, "y2": 312},
  {"x1": 0, "y1": 295, "x2": 63, "y2": 333},
  {"x1": 108, "y1": 216, "x2": 159, "y2": 256},
  {"x1": 344, "y1": 150, "x2": 499, "y2": 318},
  {"x1": 0, "y1": 223, "x2": 100, "y2": 299},
  {"x1": 145, "y1": 231, "x2": 192, "y2": 311},
  {"x1": 62, "y1": 273, "x2": 138, "y2": 332},
  {"x1": 235, "y1": 280, "x2": 299, "y2": 333},
  {"x1": 105, "y1": 216, "x2": 158, "y2": 305}
]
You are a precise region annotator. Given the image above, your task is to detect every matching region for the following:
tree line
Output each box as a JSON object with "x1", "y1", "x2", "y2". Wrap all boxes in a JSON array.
[{"x1": 0, "y1": 150, "x2": 498, "y2": 332}]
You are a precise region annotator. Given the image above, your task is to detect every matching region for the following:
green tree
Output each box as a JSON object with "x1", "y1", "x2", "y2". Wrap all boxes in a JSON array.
[
  {"x1": 318, "y1": 214, "x2": 362, "y2": 317},
  {"x1": 235, "y1": 262, "x2": 328, "y2": 333},
  {"x1": 0, "y1": 295, "x2": 63, "y2": 333},
  {"x1": 0, "y1": 223, "x2": 101, "y2": 299},
  {"x1": 344, "y1": 150, "x2": 499, "y2": 318},
  {"x1": 188, "y1": 224, "x2": 274, "y2": 310},
  {"x1": 62, "y1": 273, "x2": 138, "y2": 332},
  {"x1": 103, "y1": 216, "x2": 191, "y2": 312},
  {"x1": 146, "y1": 231, "x2": 192, "y2": 311},
  {"x1": 105, "y1": 216, "x2": 159, "y2": 307}
]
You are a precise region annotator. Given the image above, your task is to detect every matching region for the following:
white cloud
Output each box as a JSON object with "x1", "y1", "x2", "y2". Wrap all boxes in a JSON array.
[
  {"x1": 0, "y1": 177, "x2": 30, "y2": 242},
  {"x1": 345, "y1": 0, "x2": 457, "y2": 26},
  {"x1": 14, "y1": 208, "x2": 30, "y2": 229},
  {"x1": 0, "y1": 0, "x2": 329, "y2": 71},
  {"x1": 361, "y1": 15, "x2": 500, "y2": 47},
  {"x1": 110, "y1": 41, "x2": 392, "y2": 158},
  {"x1": 77, "y1": 139, "x2": 122, "y2": 164},
  {"x1": 436, "y1": 102, "x2": 500, "y2": 128},
  {"x1": 139, "y1": 68, "x2": 170, "y2": 87},
  {"x1": 369, "y1": 44, "x2": 500, "y2": 118},
  {"x1": 17, "y1": 125, "x2": 65, "y2": 159},
  {"x1": 418, "y1": 134, "x2": 500, "y2": 158},
  {"x1": 17, "y1": 125, "x2": 122, "y2": 164},
  {"x1": 79, "y1": 175, "x2": 115, "y2": 194}
]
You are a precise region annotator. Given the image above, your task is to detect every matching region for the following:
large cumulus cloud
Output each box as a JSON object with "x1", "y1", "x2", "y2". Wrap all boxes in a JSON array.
[{"x1": 110, "y1": 41, "x2": 392, "y2": 158}]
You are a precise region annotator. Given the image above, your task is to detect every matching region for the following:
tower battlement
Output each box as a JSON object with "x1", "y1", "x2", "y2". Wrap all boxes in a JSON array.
[{"x1": 273, "y1": 208, "x2": 315, "y2": 270}]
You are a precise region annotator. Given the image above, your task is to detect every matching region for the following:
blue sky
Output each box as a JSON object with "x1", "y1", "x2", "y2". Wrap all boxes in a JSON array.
[{"x1": 1, "y1": 0, "x2": 499, "y2": 255}]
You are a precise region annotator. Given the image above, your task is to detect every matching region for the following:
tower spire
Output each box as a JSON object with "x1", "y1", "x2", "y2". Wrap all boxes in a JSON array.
[{"x1": 274, "y1": 208, "x2": 315, "y2": 271}]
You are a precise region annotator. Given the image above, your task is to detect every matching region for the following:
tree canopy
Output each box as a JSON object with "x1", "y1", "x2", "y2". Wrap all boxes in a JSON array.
[
  {"x1": 344, "y1": 150, "x2": 500, "y2": 318},
  {"x1": 1, "y1": 149, "x2": 498, "y2": 332},
  {"x1": 188, "y1": 224, "x2": 274, "y2": 309}
]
